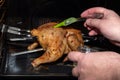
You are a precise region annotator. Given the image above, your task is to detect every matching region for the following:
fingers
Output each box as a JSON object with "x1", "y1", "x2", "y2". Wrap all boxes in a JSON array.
[
  {"x1": 80, "y1": 7, "x2": 107, "y2": 18},
  {"x1": 68, "y1": 52, "x2": 85, "y2": 78},
  {"x1": 67, "y1": 51, "x2": 85, "y2": 62},
  {"x1": 89, "y1": 30, "x2": 98, "y2": 36},
  {"x1": 85, "y1": 18, "x2": 101, "y2": 28},
  {"x1": 84, "y1": 18, "x2": 102, "y2": 35},
  {"x1": 72, "y1": 66, "x2": 79, "y2": 77}
]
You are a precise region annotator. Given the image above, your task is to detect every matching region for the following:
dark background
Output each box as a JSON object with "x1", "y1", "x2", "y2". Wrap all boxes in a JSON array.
[
  {"x1": 4, "y1": 0, "x2": 120, "y2": 28},
  {"x1": 6, "y1": 0, "x2": 120, "y2": 17}
]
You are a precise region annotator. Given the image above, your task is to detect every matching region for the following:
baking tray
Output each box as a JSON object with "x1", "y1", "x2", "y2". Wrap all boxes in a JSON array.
[
  {"x1": 0, "y1": 17, "x2": 120, "y2": 78},
  {"x1": 0, "y1": 17, "x2": 78, "y2": 77}
]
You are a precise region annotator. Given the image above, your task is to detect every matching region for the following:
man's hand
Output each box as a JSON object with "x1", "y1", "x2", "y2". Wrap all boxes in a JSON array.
[
  {"x1": 81, "y1": 7, "x2": 120, "y2": 46},
  {"x1": 68, "y1": 51, "x2": 120, "y2": 80}
]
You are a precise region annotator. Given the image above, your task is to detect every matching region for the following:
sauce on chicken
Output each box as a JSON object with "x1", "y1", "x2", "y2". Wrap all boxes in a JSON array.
[{"x1": 28, "y1": 22, "x2": 84, "y2": 67}]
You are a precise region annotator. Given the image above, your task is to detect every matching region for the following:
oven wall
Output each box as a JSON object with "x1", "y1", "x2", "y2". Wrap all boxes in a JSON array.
[
  {"x1": 6, "y1": 0, "x2": 114, "y2": 18},
  {"x1": 6, "y1": 0, "x2": 120, "y2": 18},
  {"x1": 5, "y1": 0, "x2": 120, "y2": 27}
]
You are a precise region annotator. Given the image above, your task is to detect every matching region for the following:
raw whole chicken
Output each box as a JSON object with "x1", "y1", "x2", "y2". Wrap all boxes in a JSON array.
[{"x1": 28, "y1": 22, "x2": 84, "y2": 67}]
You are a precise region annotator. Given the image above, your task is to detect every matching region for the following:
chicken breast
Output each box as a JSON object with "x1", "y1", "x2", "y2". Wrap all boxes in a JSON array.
[{"x1": 28, "y1": 22, "x2": 84, "y2": 67}]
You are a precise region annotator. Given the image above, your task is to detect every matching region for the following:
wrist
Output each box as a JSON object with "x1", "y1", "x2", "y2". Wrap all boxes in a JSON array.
[{"x1": 114, "y1": 56, "x2": 120, "y2": 80}]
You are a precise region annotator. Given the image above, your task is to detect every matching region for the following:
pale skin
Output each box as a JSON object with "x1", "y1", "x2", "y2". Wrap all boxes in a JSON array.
[{"x1": 68, "y1": 7, "x2": 120, "y2": 80}]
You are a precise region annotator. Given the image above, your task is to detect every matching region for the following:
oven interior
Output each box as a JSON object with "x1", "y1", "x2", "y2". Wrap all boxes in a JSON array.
[{"x1": 0, "y1": 0, "x2": 120, "y2": 79}]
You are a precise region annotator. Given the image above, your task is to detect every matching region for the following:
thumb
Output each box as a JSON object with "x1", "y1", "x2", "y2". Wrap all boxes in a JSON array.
[
  {"x1": 67, "y1": 51, "x2": 85, "y2": 62},
  {"x1": 85, "y1": 18, "x2": 101, "y2": 29}
]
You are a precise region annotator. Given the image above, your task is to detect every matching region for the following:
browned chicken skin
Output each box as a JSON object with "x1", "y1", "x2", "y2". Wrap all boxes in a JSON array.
[{"x1": 28, "y1": 22, "x2": 84, "y2": 67}]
